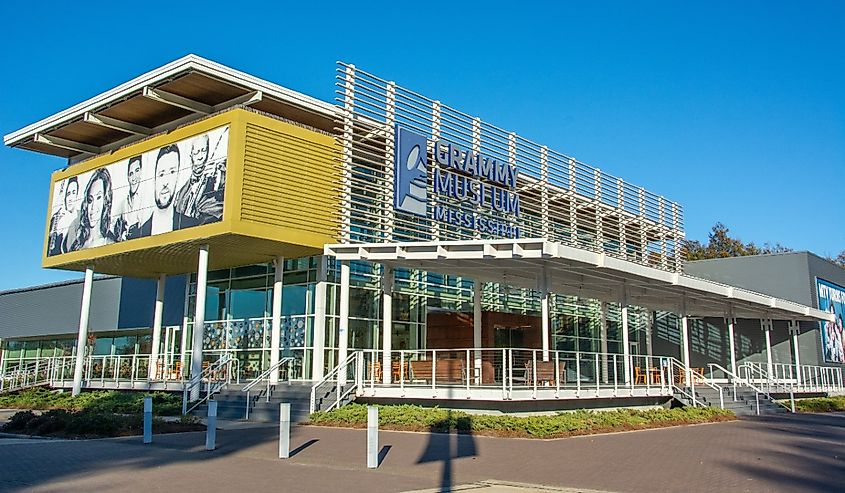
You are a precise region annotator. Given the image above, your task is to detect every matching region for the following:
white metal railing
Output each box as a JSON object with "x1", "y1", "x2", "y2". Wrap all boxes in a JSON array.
[
  {"x1": 310, "y1": 351, "x2": 361, "y2": 414},
  {"x1": 665, "y1": 357, "x2": 725, "y2": 409},
  {"x1": 709, "y1": 362, "x2": 791, "y2": 415},
  {"x1": 738, "y1": 361, "x2": 843, "y2": 393},
  {"x1": 0, "y1": 358, "x2": 54, "y2": 393},
  {"x1": 181, "y1": 354, "x2": 240, "y2": 415},
  {"x1": 243, "y1": 357, "x2": 294, "y2": 420},
  {"x1": 354, "y1": 348, "x2": 672, "y2": 400}
]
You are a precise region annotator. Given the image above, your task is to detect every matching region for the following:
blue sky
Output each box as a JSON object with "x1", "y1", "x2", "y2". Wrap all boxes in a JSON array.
[{"x1": 0, "y1": 1, "x2": 842, "y2": 290}]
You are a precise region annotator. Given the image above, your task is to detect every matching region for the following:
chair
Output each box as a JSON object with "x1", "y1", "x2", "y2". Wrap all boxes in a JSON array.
[{"x1": 634, "y1": 367, "x2": 648, "y2": 385}]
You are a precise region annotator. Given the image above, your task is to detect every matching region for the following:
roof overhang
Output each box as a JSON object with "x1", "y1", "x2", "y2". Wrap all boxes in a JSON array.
[
  {"x1": 4, "y1": 54, "x2": 338, "y2": 160},
  {"x1": 326, "y1": 238, "x2": 834, "y2": 323}
]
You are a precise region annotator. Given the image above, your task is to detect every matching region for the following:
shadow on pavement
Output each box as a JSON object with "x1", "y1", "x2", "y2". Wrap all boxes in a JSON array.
[
  {"x1": 416, "y1": 411, "x2": 478, "y2": 492},
  {"x1": 289, "y1": 438, "x2": 318, "y2": 457}
]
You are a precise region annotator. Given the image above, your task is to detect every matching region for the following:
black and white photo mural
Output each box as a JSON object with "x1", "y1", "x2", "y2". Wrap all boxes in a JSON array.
[{"x1": 47, "y1": 125, "x2": 229, "y2": 256}]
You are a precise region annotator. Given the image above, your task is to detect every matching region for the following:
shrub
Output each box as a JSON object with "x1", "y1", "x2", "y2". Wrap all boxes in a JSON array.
[
  {"x1": 0, "y1": 389, "x2": 182, "y2": 415},
  {"x1": 793, "y1": 396, "x2": 845, "y2": 413},
  {"x1": 310, "y1": 404, "x2": 734, "y2": 439},
  {"x1": 3, "y1": 410, "x2": 37, "y2": 431}
]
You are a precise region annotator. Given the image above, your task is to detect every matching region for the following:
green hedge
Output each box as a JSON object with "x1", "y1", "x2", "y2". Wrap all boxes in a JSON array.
[
  {"x1": 309, "y1": 404, "x2": 735, "y2": 439},
  {"x1": 1, "y1": 409, "x2": 203, "y2": 438},
  {"x1": 0, "y1": 388, "x2": 182, "y2": 415},
  {"x1": 793, "y1": 396, "x2": 845, "y2": 413}
]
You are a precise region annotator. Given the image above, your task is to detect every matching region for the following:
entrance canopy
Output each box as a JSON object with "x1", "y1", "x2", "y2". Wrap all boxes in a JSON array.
[{"x1": 326, "y1": 238, "x2": 833, "y2": 322}]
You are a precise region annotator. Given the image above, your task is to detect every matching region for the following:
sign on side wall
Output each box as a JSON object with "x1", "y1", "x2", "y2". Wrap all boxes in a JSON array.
[
  {"x1": 817, "y1": 278, "x2": 845, "y2": 364},
  {"x1": 47, "y1": 126, "x2": 229, "y2": 256}
]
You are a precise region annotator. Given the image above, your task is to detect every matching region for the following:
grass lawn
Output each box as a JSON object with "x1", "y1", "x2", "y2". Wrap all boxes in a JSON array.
[{"x1": 309, "y1": 404, "x2": 735, "y2": 439}]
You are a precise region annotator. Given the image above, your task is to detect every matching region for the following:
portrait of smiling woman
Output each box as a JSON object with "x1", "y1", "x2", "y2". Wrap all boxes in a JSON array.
[{"x1": 72, "y1": 168, "x2": 116, "y2": 250}]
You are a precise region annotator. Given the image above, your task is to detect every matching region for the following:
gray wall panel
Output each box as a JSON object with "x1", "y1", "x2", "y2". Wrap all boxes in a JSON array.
[
  {"x1": 686, "y1": 253, "x2": 813, "y2": 305},
  {"x1": 0, "y1": 277, "x2": 122, "y2": 339}
]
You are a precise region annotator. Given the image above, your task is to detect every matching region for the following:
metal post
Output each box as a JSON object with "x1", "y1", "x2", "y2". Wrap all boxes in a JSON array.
[
  {"x1": 541, "y1": 289, "x2": 550, "y2": 362},
  {"x1": 763, "y1": 319, "x2": 774, "y2": 380},
  {"x1": 270, "y1": 256, "x2": 284, "y2": 385},
  {"x1": 367, "y1": 405, "x2": 378, "y2": 469},
  {"x1": 681, "y1": 315, "x2": 691, "y2": 387},
  {"x1": 191, "y1": 246, "x2": 209, "y2": 401},
  {"x1": 279, "y1": 402, "x2": 290, "y2": 459},
  {"x1": 621, "y1": 304, "x2": 631, "y2": 385},
  {"x1": 338, "y1": 261, "x2": 351, "y2": 385},
  {"x1": 311, "y1": 256, "x2": 328, "y2": 381},
  {"x1": 72, "y1": 266, "x2": 94, "y2": 397},
  {"x1": 381, "y1": 265, "x2": 393, "y2": 385},
  {"x1": 599, "y1": 302, "x2": 608, "y2": 383},
  {"x1": 206, "y1": 400, "x2": 217, "y2": 451},
  {"x1": 143, "y1": 397, "x2": 153, "y2": 444},
  {"x1": 727, "y1": 316, "x2": 737, "y2": 377},
  {"x1": 473, "y1": 280, "x2": 482, "y2": 383},
  {"x1": 150, "y1": 274, "x2": 166, "y2": 381},
  {"x1": 790, "y1": 321, "x2": 801, "y2": 386}
]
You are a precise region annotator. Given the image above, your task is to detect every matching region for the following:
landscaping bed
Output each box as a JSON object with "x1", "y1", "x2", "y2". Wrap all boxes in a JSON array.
[
  {"x1": 791, "y1": 396, "x2": 845, "y2": 413},
  {"x1": 308, "y1": 404, "x2": 736, "y2": 439},
  {"x1": 0, "y1": 388, "x2": 182, "y2": 415},
  {"x1": 1, "y1": 409, "x2": 204, "y2": 439}
]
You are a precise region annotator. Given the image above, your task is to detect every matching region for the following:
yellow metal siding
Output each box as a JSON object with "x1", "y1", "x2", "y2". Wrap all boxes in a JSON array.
[{"x1": 241, "y1": 122, "x2": 340, "y2": 242}]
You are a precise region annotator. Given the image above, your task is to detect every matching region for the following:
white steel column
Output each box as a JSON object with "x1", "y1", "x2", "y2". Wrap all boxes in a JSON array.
[
  {"x1": 645, "y1": 311, "x2": 654, "y2": 356},
  {"x1": 599, "y1": 302, "x2": 608, "y2": 383},
  {"x1": 473, "y1": 280, "x2": 483, "y2": 381},
  {"x1": 621, "y1": 303, "x2": 631, "y2": 385},
  {"x1": 311, "y1": 256, "x2": 328, "y2": 381},
  {"x1": 540, "y1": 268, "x2": 550, "y2": 362},
  {"x1": 790, "y1": 321, "x2": 801, "y2": 384},
  {"x1": 149, "y1": 274, "x2": 166, "y2": 381},
  {"x1": 727, "y1": 315, "x2": 737, "y2": 377},
  {"x1": 270, "y1": 256, "x2": 284, "y2": 385},
  {"x1": 338, "y1": 261, "x2": 351, "y2": 385},
  {"x1": 763, "y1": 319, "x2": 774, "y2": 379},
  {"x1": 680, "y1": 315, "x2": 692, "y2": 386},
  {"x1": 179, "y1": 281, "x2": 190, "y2": 380},
  {"x1": 381, "y1": 265, "x2": 393, "y2": 385},
  {"x1": 72, "y1": 266, "x2": 94, "y2": 396},
  {"x1": 190, "y1": 245, "x2": 209, "y2": 400}
]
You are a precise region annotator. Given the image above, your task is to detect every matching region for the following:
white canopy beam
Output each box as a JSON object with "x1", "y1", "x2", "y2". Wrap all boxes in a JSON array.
[{"x1": 83, "y1": 112, "x2": 153, "y2": 136}]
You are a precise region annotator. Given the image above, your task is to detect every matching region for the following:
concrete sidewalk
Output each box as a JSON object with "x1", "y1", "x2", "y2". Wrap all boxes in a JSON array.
[{"x1": 0, "y1": 413, "x2": 842, "y2": 492}]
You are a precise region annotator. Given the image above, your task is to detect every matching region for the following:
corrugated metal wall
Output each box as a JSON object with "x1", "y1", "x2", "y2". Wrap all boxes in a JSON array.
[
  {"x1": 0, "y1": 277, "x2": 122, "y2": 339},
  {"x1": 241, "y1": 121, "x2": 340, "y2": 239}
]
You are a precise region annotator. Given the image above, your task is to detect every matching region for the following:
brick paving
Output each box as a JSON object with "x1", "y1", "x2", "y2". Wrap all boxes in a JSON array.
[{"x1": 0, "y1": 413, "x2": 843, "y2": 492}]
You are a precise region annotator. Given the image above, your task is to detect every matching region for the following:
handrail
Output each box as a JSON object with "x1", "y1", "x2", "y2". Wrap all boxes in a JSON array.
[
  {"x1": 710, "y1": 362, "x2": 792, "y2": 414},
  {"x1": 182, "y1": 353, "x2": 237, "y2": 415},
  {"x1": 243, "y1": 357, "x2": 294, "y2": 420},
  {"x1": 310, "y1": 351, "x2": 360, "y2": 414},
  {"x1": 664, "y1": 357, "x2": 725, "y2": 409},
  {"x1": 0, "y1": 358, "x2": 54, "y2": 393}
]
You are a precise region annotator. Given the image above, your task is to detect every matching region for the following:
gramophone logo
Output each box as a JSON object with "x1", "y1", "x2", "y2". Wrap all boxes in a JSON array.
[{"x1": 394, "y1": 125, "x2": 428, "y2": 217}]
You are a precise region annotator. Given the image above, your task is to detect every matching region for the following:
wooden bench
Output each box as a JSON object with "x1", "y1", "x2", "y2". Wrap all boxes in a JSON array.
[
  {"x1": 525, "y1": 360, "x2": 566, "y2": 385},
  {"x1": 409, "y1": 358, "x2": 465, "y2": 383}
]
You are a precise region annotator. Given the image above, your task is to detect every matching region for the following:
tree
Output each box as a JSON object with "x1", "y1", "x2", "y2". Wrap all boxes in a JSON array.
[
  {"x1": 830, "y1": 251, "x2": 845, "y2": 268},
  {"x1": 684, "y1": 223, "x2": 793, "y2": 261}
]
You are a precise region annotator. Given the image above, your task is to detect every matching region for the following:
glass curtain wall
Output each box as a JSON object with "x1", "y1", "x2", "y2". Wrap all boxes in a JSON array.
[{"x1": 181, "y1": 254, "x2": 650, "y2": 381}]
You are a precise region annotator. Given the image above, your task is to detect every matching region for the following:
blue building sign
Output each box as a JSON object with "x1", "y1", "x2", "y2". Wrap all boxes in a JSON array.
[{"x1": 394, "y1": 126, "x2": 428, "y2": 217}]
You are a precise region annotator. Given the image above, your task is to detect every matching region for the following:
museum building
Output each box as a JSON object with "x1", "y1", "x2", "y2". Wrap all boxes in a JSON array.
[{"x1": 1, "y1": 55, "x2": 842, "y2": 415}]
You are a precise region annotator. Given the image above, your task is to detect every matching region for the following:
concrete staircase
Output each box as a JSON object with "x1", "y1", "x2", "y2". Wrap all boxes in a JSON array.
[
  {"x1": 192, "y1": 382, "x2": 314, "y2": 423},
  {"x1": 677, "y1": 386, "x2": 788, "y2": 416}
]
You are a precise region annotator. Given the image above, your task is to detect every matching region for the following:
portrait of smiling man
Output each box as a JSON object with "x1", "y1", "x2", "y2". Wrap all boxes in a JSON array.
[{"x1": 151, "y1": 143, "x2": 180, "y2": 235}]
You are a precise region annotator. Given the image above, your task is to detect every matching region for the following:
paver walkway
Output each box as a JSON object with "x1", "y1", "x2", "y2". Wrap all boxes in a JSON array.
[{"x1": 0, "y1": 413, "x2": 842, "y2": 492}]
